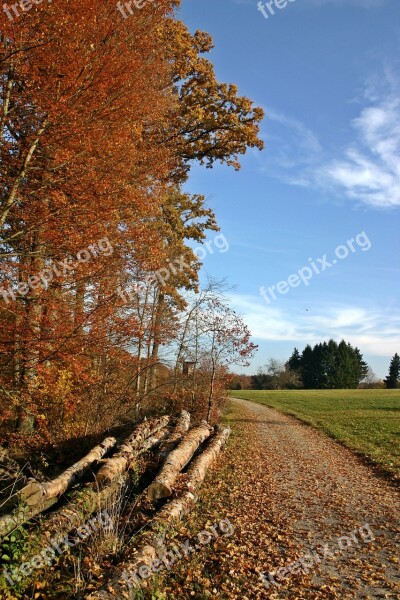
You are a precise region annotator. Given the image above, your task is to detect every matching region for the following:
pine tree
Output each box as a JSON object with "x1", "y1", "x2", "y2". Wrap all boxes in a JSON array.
[
  {"x1": 297, "y1": 340, "x2": 369, "y2": 389},
  {"x1": 324, "y1": 340, "x2": 338, "y2": 388},
  {"x1": 300, "y1": 345, "x2": 320, "y2": 389},
  {"x1": 354, "y1": 347, "x2": 369, "y2": 387},
  {"x1": 287, "y1": 348, "x2": 302, "y2": 373},
  {"x1": 384, "y1": 354, "x2": 400, "y2": 389}
]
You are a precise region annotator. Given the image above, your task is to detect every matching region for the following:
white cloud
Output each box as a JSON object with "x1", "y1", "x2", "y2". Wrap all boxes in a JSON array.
[
  {"x1": 233, "y1": 241, "x2": 292, "y2": 255},
  {"x1": 258, "y1": 78, "x2": 400, "y2": 209},
  {"x1": 322, "y1": 97, "x2": 400, "y2": 208},
  {"x1": 229, "y1": 293, "x2": 400, "y2": 357},
  {"x1": 255, "y1": 106, "x2": 321, "y2": 184},
  {"x1": 266, "y1": 109, "x2": 322, "y2": 154}
]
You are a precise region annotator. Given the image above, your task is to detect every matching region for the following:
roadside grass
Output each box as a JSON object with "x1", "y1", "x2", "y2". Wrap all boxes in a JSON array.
[{"x1": 228, "y1": 389, "x2": 400, "y2": 480}]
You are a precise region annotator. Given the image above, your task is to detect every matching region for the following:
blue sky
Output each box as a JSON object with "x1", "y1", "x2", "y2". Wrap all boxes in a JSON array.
[{"x1": 180, "y1": 0, "x2": 400, "y2": 379}]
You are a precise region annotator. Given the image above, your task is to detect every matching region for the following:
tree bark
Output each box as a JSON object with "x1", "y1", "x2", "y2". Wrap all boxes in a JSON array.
[
  {"x1": 0, "y1": 426, "x2": 176, "y2": 596},
  {"x1": 19, "y1": 436, "x2": 117, "y2": 508},
  {"x1": 0, "y1": 120, "x2": 48, "y2": 229},
  {"x1": 158, "y1": 410, "x2": 190, "y2": 459},
  {"x1": 0, "y1": 437, "x2": 114, "y2": 538},
  {"x1": 0, "y1": 421, "x2": 170, "y2": 539},
  {"x1": 147, "y1": 421, "x2": 212, "y2": 501},
  {"x1": 149, "y1": 290, "x2": 164, "y2": 391},
  {"x1": 95, "y1": 415, "x2": 170, "y2": 488}
]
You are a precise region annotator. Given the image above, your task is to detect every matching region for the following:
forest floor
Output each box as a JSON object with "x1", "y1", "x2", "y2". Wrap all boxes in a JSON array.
[{"x1": 142, "y1": 397, "x2": 400, "y2": 599}]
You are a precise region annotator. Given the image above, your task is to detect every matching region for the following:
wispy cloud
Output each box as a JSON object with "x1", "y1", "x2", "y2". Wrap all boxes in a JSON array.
[
  {"x1": 230, "y1": 293, "x2": 400, "y2": 356},
  {"x1": 233, "y1": 241, "x2": 292, "y2": 255},
  {"x1": 321, "y1": 96, "x2": 400, "y2": 208},
  {"x1": 257, "y1": 73, "x2": 400, "y2": 209},
  {"x1": 267, "y1": 109, "x2": 322, "y2": 154},
  {"x1": 255, "y1": 106, "x2": 321, "y2": 185}
]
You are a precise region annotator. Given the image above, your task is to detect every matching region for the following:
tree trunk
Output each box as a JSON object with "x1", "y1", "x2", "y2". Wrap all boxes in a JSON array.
[
  {"x1": 18, "y1": 221, "x2": 47, "y2": 433},
  {"x1": 0, "y1": 474, "x2": 129, "y2": 592},
  {"x1": 0, "y1": 437, "x2": 116, "y2": 538},
  {"x1": 0, "y1": 426, "x2": 177, "y2": 596},
  {"x1": 206, "y1": 364, "x2": 216, "y2": 423},
  {"x1": 149, "y1": 291, "x2": 164, "y2": 391},
  {"x1": 147, "y1": 421, "x2": 212, "y2": 501},
  {"x1": 0, "y1": 426, "x2": 169, "y2": 540}
]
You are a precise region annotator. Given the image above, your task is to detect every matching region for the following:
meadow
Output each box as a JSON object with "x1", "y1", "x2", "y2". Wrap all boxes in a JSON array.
[{"x1": 228, "y1": 389, "x2": 400, "y2": 479}]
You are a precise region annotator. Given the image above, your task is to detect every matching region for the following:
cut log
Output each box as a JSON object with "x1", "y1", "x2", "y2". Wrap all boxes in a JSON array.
[
  {"x1": 156, "y1": 425, "x2": 231, "y2": 518},
  {"x1": 119, "y1": 413, "x2": 191, "y2": 517},
  {"x1": 20, "y1": 436, "x2": 117, "y2": 508},
  {"x1": 0, "y1": 427, "x2": 172, "y2": 596},
  {"x1": 95, "y1": 416, "x2": 170, "y2": 488},
  {"x1": 36, "y1": 473, "x2": 129, "y2": 545},
  {"x1": 0, "y1": 437, "x2": 116, "y2": 538},
  {"x1": 157, "y1": 410, "x2": 191, "y2": 458},
  {"x1": 0, "y1": 420, "x2": 169, "y2": 539},
  {"x1": 0, "y1": 494, "x2": 59, "y2": 539},
  {"x1": 85, "y1": 426, "x2": 231, "y2": 600},
  {"x1": 147, "y1": 420, "x2": 212, "y2": 501},
  {"x1": 19, "y1": 425, "x2": 170, "y2": 551}
]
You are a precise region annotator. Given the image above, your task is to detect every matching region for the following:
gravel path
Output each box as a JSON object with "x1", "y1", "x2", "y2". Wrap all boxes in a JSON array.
[
  {"x1": 150, "y1": 398, "x2": 399, "y2": 599},
  {"x1": 229, "y1": 398, "x2": 399, "y2": 599}
]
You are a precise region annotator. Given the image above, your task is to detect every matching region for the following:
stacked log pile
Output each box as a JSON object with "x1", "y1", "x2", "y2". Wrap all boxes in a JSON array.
[{"x1": 0, "y1": 412, "x2": 231, "y2": 599}]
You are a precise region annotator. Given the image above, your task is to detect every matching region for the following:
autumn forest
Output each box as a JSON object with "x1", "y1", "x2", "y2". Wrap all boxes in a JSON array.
[{"x1": 0, "y1": 0, "x2": 263, "y2": 450}]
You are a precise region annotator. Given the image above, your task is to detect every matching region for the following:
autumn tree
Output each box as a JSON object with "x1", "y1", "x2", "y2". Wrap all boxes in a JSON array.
[
  {"x1": 0, "y1": 0, "x2": 178, "y2": 437},
  {"x1": 200, "y1": 298, "x2": 257, "y2": 422},
  {"x1": 150, "y1": 20, "x2": 264, "y2": 181},
  {"x1": 0, "y1": 0, "x2": 264, "y2": 444}
]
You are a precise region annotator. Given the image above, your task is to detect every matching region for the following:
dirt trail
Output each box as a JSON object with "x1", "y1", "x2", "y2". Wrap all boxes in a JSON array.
[
  {"x1": 227, "y1": 398, "x2": 399, "y2": 598},
  {"x1": 144, "y1": 398, "x2": 399, "y2": 599}
]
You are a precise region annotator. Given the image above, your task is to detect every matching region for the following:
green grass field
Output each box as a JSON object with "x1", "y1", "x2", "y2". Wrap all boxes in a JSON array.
[{"x1": 228, "y1": 389, "x2": 400, "y2": 480}]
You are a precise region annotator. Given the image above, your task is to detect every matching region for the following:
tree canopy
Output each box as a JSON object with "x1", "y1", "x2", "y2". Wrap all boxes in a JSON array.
[{"x1": 0, "y1": 0, "x2": 263, "y2": 444}]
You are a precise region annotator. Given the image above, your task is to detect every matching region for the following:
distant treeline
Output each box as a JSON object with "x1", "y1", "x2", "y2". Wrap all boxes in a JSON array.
[
  {"x1": 230, "y1": 339, "x2": 390, "y2": 391},
  {"x1": 285, "y1": 341, "x2": 368, "y2": 389}
]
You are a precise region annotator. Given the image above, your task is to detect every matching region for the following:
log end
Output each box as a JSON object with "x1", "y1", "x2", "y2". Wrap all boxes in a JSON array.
[
  {"x1": 20, "y1": 480, "x2": 42, "y2": 502},
  {"x1": 147, "y1": 481, "x2": 172, "y2": 502}
]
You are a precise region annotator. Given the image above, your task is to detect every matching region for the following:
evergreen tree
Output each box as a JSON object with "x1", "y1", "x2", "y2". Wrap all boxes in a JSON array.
[
  {"x1": 310, "y1": 343, "x2": 326, "y2": 388},
  {"x1": 301, "y1": 344, "x2": 319, "y2": 389},
  {"x1": 334, "y1": 340, "x2": 353, "y2": 388},
  {"x1": 296, "y1": 339, "x2": 369, "y2": 389},
  {"x1": 354, "y1": 347, "x2": 369, "y2": 386},
  {"x1": 287, "y1": 348, "x2": 302, "y2": 373},
  {"x1": 324, "y1": 340, "x2": 338, "y2": 388},
  {"x1": 384, "y1": 353, "x2": 400, "y2": 389}
]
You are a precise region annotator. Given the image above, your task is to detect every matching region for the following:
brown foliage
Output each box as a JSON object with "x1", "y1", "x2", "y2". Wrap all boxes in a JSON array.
[{"x1": 0, "y1": 0, "x2": 263, "y2": 447}]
